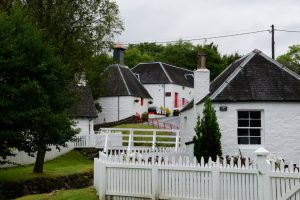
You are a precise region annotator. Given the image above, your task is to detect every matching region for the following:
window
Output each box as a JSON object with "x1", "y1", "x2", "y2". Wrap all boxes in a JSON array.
[
  {"x1": 141, "y1": 97, "x2": 144, "y2": 106},
  {"x1": 165, "y1": 92, "x2": 171, "y2": 97},
  {"x1": 237, "y1": 111, "x2": 262, "y2": 145},
  {"x1": 182, "y1": 98, "x2": 186, "y2": 106}
]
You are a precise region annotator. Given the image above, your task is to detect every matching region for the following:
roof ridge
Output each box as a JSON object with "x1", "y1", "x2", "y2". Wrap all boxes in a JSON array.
[
  {"x1": 159, "y1": 62, "x2": 173, "y2": 83},
  {"x1": 117, "y1": 65, "x2": 131, "y2": 95},
  {"x1": 161, "y1": 62, "x2": 194, "y2": 73},
  {"x1": 210, "y1": 52, "x2": 256, "y2": 100}
]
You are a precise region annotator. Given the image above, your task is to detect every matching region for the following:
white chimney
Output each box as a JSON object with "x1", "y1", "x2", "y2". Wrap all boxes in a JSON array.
[{"x1": 194, "y1": 51, "x2": 210, "y2": 104}]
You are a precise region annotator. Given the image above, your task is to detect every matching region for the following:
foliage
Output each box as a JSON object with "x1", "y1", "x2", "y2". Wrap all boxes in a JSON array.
[
  {"x1": 16, "y1": 187, "x2": 97, "y2": 200},
  {"x1": 193, "y1": 98, "x2": 222, "y2": 162},
  {"x1": 127, "y1": 41, "x2": 241, "y2": 80},
  {"x1": 141, "y1": 112, "x2": 149, "y2": 121},
  {"x1": 277, "y1": 44, "x2": 300, "y2": 74},
  {"x1": 0, "y1": 151, "x2": 93, "y2": 182},
  {"x1": 173, "y1": 109, "x2": 180, "y2": 116},
  {"x1": 124, "y1": 47, "x2": 154, "y2": 68},
  {"x1": 0, "y1": 7, "x2": 78, "y2": 172},
  {"x1": 165, "y1": 107, "x2": 171, "y2": 117}
]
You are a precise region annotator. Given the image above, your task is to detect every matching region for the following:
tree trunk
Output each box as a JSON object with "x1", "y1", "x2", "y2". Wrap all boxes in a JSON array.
[{"x1": 33, "y1": 148, "x2": 46, "y2": 173}]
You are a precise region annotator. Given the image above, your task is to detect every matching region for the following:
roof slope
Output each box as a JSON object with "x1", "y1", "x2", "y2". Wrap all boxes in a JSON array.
[
  {"x1": 68, "y1": 85, "x2": 98, "y2": 118},
  {"x1": 210, "y1": 50, "x2": 300, "y2": 102},
  {"x1": 101, "y1": 64, "x2": 152, "y2": 98},
  {"x1": 181, "y1": 49, "x2": 300, "y2": 112},
  {"x1": 132, "y1": 62, "x2": 194, "y2": 87}
]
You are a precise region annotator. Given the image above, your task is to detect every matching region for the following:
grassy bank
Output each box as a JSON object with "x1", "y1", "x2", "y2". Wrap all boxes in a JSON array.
[
  {"x1": 16, "y1": 187, "x2": 97, "y2": 200},
  {"x1": 0, "y1": 150, "x2": 93, "y2": 182}
]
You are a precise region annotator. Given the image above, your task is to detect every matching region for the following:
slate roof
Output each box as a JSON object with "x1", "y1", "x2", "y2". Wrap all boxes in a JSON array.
[
  {"x1": 132, "y1": 62, "x2": 194, "y2": 87},
  {"x1": 181, "y1": 49, "x2": 300, "y2": 112},
  {"x1": 100, "y1": 64, "x2": 152, "y2": 99},
  {"x1": 68, "y1": 85, "x2": 98, "y2": 118}
]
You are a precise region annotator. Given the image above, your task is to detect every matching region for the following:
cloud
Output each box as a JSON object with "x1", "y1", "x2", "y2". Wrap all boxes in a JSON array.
[{"x1": 115, "y1": 0, "x2": 300, "y2": 56}]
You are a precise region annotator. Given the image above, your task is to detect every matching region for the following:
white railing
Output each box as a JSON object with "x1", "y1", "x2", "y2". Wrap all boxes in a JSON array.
[
  {"x1": 94, "y1": 147, "x2": 300, "y2": 200},
  {"x1": 74, "y1": 128, "x2": 181, "y2": 153}
]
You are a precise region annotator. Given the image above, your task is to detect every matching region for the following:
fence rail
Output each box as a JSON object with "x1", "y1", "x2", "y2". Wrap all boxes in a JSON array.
[
  {"x1": 94, "y1": 147, "x2": 300, "y2": 200},
  {"x1": 74, "y1": 128, "x2": 181, "y2": 153}
]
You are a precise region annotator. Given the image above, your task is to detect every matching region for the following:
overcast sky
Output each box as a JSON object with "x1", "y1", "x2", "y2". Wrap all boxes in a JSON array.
[{"x1": 115, "y1": 0, "x2": 300, "y2": 57}]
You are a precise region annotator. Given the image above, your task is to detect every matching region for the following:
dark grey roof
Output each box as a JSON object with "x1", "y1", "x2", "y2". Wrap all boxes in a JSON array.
[
  {"x1": 100, "y1": 64, "x2": 152, "y2": 99},
  {"x1": 181, "y1": 49, "x2": 300, "y2": 112},
  {"x1": 68, "y1": 85, "x2": 98, "y2": 118},
  {"x1": 132, "y1": 62, "x2": 194, "y2": 87},
  {"x1": 180, "y1": 99, "x2": 194, "y2": 112}
]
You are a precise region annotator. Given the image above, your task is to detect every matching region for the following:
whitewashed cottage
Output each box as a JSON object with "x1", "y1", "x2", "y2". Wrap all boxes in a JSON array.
[
  {"x1": 180, "y1": 49, "x2": 300, "y2": 161},
  {"x1": 94, "y1": 46, "x2": 152, "y2": 124},
  {"x1": 132, "y1": 62, "x2": 194, "y2": 115}
]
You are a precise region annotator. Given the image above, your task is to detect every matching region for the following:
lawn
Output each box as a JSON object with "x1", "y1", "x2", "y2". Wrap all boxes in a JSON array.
[
  {"x1": 16, "y1": 187, "x2": 98, "y2": 200},
  {"x1": 114, "y1": 123, "x2": 176, "y2": 147},
  {"x1": 0, "y1": 150, "x2": 93, "y2": 182}
]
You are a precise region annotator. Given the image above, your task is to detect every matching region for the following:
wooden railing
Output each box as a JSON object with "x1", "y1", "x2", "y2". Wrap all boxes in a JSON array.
[{"x1": 74, "y1": 128, "x2": 181, "y2": 153}]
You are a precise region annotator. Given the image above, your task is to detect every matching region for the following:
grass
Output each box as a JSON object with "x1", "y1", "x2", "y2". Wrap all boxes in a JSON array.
[
  {"x1": 16, "y1": 187, "x2": 98, "y2": 200},
  {"x1": 114, "y1": 123, "x2": 176, "y2": 147},
  {"x1": 0, "y1": 150, "x2": 93, "y2": 182}
]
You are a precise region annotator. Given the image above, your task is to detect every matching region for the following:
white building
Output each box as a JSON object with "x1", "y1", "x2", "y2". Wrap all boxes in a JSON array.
[
  {"x1": 94, "y1": 64, "x2": 152, "y2": 124},
  {"x1": 132, "y1": 62, "x2": 194, "y2": 115},
  {"x1": 68, "y1": 85, "x2": 98, "y2": 135},
  {"x1": 180, "y1": 49, "x2": 300, "y2": 161}
]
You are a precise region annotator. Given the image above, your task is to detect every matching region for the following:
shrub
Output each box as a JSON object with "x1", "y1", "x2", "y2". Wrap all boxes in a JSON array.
[
  {"x1": 173, "y1": 109, "x2": 180, "y2": 116},
  {"x1": 141, "y1": 112, "x2": 149, "y2": 121},
  {"x1": 165, "y1": 107, "x2": 171, "y2": 117}
]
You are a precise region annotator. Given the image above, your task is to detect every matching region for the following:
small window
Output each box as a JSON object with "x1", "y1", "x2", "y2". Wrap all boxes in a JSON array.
[
  {"x1": 237, "y1": 111, "x2": 262, "y2": 145},
  {"x1": 165, "y1": 92, "x2": 171, "y2": 97},
  {"x1": 141, "y1": 97, "x2": 144, "y2": 106}
]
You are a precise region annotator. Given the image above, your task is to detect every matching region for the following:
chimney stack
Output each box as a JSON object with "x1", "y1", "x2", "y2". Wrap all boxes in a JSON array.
[
  {"x1": 197, "y1": 51, "x2": 208, "y2": 69},
  {"x1": 113, "y1": 43, "x2": 127, "y2": 65},
  {"x1": 194, "y1": 51, "x2": 210, "y2": 104}
]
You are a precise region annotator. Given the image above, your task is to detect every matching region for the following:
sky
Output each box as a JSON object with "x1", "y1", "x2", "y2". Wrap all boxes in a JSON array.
[{"x1": 114, "y1": 0, "x2": 300, "y2": 57}]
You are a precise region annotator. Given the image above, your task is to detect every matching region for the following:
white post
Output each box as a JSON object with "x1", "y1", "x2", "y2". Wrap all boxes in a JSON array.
[
  {"x1": 98, "y1": 153, "x2": 107, "y2": 199},
  {"x1": 152, "y1": 130, "x2": 157, "y2": 151},
  {"x1": 104, "y1": 133, "x2": 109, "y2": 153},
  {"x1": 151, "y1": 164, "x2": 159, "y2": 200},
  {"x1": 255, "y1": 147, "x2": 271, "y2": 200},
  {"x1": 127, "y1": 129, "x2": 133, "y2": 152},
  {"x1": 212, "y1": 160, "x2": 220, "y2": 200},
  {"x1": 175, "y1": 130, "x2": 180, "y2": 152}
]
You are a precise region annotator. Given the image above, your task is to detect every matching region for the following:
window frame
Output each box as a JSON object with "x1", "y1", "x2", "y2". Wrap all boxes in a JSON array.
[{"x1": 237, "y1": 110, "x2": 264, "y2": 146}]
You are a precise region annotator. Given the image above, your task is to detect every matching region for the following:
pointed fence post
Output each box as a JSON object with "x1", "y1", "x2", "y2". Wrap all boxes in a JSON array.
[
  {"x1": 152, "y1": 130, "x2": 157, "y2": 151},
  {"x1": 98, "y1": 152, "x2": 107, "y2": 200},
  {"x1": 212, "y1": 157, "x2": 220, "y2": 200},
  {"x1": 175, "y1": 130, "x2": 180, "y2": 152},
  {"x1": 255, "y1": 147, "x2": 271, "y2": 200}
]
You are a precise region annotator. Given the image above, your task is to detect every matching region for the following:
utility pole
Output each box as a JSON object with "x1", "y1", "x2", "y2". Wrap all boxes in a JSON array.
[{"x1": 271, "y1": 24, "x2": 275, "y2": 59}]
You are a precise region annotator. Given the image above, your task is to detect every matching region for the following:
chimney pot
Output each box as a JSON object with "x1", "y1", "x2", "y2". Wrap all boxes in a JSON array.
[{"x1": 197, "y1": 51, "x2": 208, "y2": 69}]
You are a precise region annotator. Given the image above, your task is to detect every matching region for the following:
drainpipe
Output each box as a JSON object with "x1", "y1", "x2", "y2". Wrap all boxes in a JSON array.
[
  {"x1": 163, "y1": 84, "x2": 165, "y2": 109},
  {"x1": 118, "y1": 96, "x2": 120, "y2": 121}
]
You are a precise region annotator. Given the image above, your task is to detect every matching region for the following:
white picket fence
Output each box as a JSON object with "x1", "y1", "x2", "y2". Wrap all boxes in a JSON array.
[
  {"x1": 94, "y1": 147, "x2": 300, "y2": 200},
  {"x1": 74, "y1": 128, "x2": 181, "y2": 153}
]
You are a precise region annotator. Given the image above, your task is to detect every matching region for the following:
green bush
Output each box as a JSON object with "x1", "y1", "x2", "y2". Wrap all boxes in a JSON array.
[
  {"x1": 165, "y1": 107, "x2": 171, "y2": 117},
  {"x1": 141, "y1": 112, "x2": 149, "y2": 121},
  {"x1": 173, "y1": 109, "x2": 180, "y2": 116}
]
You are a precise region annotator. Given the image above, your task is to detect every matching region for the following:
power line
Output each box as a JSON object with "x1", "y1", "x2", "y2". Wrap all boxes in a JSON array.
[
  {"x1": 124, "y1": 29, "x2": 269, "y2": 45},
  {"x1": 276, "y1": 29, "x2": 300, "y2": 34}
]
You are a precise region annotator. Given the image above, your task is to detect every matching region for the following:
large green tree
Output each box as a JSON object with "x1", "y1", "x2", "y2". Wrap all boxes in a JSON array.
[
  {"x1": 277, "y1": 44, "x2": 300, "y2": 75},
  {"x1": 193, "y1": 98, "x2": 222, "y2": 163},
  {"x1": 0, "y1": 7, "x2": 78, "y2": 172}
]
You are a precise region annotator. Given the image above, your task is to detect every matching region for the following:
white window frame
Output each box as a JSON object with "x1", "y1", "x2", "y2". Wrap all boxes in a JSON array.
[{"x1": 237, "y1": 110, "x2": 264, "y2": 147}]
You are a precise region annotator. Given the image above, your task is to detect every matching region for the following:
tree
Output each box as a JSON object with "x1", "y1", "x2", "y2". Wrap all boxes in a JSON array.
[
  {"x1": 0, "y1": 7, "x2": 78, "y2": 172},
  {"x1": 277, "y1": 45, "x2": 300, "y2": 75},
  {"x1": 126, "y1": 41, "x2": 241, "y2": 80},
  {"x1": 193, "y1": 98, "x2": 222, "y2": 163},
  {"x1": 124, "y1": 48, "x2": 154, "y2": 68}
]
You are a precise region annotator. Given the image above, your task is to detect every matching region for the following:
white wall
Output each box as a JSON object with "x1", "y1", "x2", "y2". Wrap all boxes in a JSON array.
[
  {"x1": 74, "y1": 118, "x2": 94, "y2": 134},
  {"x1": 95, "y1": 96, "x2": 150, "y2": 124},
  {"x1": 180, "y1": 102, "x2": 300, "y2": 161},
  {"x1": 144, "y1": 84, "x2": 193, "y2": 114}
]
